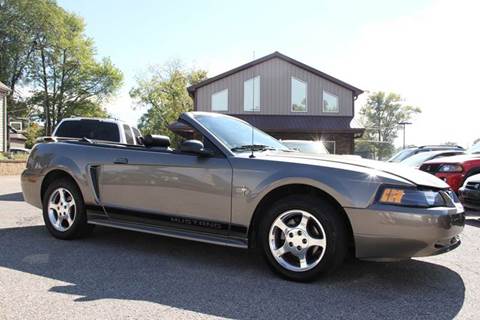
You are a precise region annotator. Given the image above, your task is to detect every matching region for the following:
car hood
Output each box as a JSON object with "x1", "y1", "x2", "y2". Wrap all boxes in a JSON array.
[
  {"x1": 423, "y1": 154, "x2": 480, "y2": 164},
  {"x1": 256, "y1": 151, "x2": 449, "y2": 189}
]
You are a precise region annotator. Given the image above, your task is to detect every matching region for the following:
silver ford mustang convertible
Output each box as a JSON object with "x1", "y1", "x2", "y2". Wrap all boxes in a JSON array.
[{"x1": 21, "y1": 112, "x2": 465, "y2": 281}]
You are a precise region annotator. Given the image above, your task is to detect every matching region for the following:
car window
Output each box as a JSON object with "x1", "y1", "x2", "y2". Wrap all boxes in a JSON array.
[
  {"x1": 467, "y1": 144, "x2": 480, "y2": 154},
  {"x1": 55, "y1": 120, "x2": 120, "y2": 142},
  {"x1": 402, "y1": 152, "x2": 438, "y2": 167},
  {"x1": 123, "y1": 124, "x2": 134, "y2": 145},
  {"x1": 388, "y1": 149, "x2": 414, "y2": 162},
  {"x1": 169, "y1": 120, "x2": 222, "y2": 156}
]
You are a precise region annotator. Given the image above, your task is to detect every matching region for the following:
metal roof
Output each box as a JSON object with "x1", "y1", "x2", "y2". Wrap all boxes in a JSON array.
[{"x1": 187, "y1": 52, "x2": 363, "y2": 97}]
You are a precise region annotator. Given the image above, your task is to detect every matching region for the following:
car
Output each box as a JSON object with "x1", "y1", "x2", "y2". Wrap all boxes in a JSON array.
[
  {"x1": 21, "y1": 112, "x2": 465, "y2": 281},
  {"x1": 281, "y1": 140, "x2": 361, "y2": 160},
  {"x1": 9, "y1": 147, "x2": 31, "y2": 155},
  {"x1": 420, "y1": 144, "x2": 480, "y2": 192},
  {"x1": 282, "y1": 140, "x2": 330, "y2": 154},
  {"x1": 459, "y1": 173, "x2": 480, "y2": 212},
  {"x1": 400, "y1": 150, "x2": 465, "y2": 169},
  {"x1": 38, "y1": 117, "x2": 143, "y2": 145},
  {"x1": 388, "y1": 145, "x2": 465, "y2": 163}
]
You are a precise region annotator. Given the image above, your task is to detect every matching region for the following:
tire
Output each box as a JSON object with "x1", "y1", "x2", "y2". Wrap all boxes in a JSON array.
[
  {"x1": 42, "y1": 178, "x2": 94, "y2": 239},
  {"x1": 258, "y1": 194, "x2": 348, "y2": 282}
]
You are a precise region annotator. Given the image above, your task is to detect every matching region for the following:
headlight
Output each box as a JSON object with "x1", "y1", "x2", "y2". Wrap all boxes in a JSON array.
[
  {"x1": 378, "y1": 186, "x2": 447, "y2": 208},
  {"x1": 438, "y1": 164, "x2": 463, "y2": 173}
]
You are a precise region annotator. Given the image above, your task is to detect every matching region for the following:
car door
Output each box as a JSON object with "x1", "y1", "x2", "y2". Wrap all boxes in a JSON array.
[{"x1": 98, "y1": 138, "x2": 233, "y2": 235}]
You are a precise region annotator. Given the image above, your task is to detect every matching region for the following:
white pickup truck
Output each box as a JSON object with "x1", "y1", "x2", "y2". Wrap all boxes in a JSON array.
[{"x1": 39, "y1": 117, "x2": 142, "y2": 145}]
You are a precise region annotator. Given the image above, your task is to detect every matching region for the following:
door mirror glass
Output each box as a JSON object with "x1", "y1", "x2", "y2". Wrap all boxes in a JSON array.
[{"x1": 180, "y1": 140, "x2": 213, "y2": 156}]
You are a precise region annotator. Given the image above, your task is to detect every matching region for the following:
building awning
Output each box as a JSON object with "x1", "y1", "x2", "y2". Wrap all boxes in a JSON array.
[{"x1": 231, "y1": 114, "x2": 365, "y2": 134}]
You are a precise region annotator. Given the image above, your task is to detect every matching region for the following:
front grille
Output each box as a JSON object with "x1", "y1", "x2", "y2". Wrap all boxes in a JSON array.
[
  {"x1": 465, "y1": 182, "x2": 480, "y2": 190},
  {"x1": 420, "y1": 163, "x2": 442, "y2": 173}
]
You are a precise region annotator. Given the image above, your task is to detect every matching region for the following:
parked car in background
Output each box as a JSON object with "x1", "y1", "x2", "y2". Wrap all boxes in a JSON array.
[
  {"x1": 38, "y1": 118, "x2": 142, "y2": 145},
  {"x1": 282, "y1": 140, "x2": 330, "y2": 154},
  {"x1": 420, "y1": 144, "x2": 480, "y2": 192},
  {"x1": 400, "y1": 150, "x2": 465, "y2": 169},
  {"x1": 9, "y1": 147, "x2": 31, "y2": 155},
  {"x1": 388, "y1": 145, "x2": 465, "y2": 163},
  {"x1": 282, "y1": 140, "x2": 361, "y2": 159},
  {"x1": 459, "y1": 173, "x2": 480, "y2": 212},
  {"x1": 21, "y1": 112, "x2": 464, "y2": 281}
]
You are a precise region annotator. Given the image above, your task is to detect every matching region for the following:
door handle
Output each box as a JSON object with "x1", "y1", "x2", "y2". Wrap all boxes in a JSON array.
[{"x1": 113, "y1": 157, "x2": 128, "y2": 164}]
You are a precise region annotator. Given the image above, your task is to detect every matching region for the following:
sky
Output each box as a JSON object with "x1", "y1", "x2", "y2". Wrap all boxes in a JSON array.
[{"x1": 58, "y1": 0, "x2": 480, "y2": 148}]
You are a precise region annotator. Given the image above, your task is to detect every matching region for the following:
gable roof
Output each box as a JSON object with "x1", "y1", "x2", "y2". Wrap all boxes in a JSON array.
[
  {"x1": 0, "y1": 81, "x2": 10, "y2": 94},
  {"x1": 187, "y1": 51, "x2": 363, "y2": 97}
]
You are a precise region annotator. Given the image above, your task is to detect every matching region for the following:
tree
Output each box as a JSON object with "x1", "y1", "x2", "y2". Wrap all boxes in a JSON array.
[
  {"x1": 130, "y1": 61, "x2": 207, "y2": 139},
  {"x1": 23, "y1": 123, "x2": 42, "y2": 149},
  {"x1": 356, "y1": 92, "x2": 421, "y2": 160},
  {"x1": 0, "y1": 0, "x2": 122, "y2": 134}
]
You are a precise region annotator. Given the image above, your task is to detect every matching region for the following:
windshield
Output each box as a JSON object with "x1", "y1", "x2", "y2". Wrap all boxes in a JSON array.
[
  {"x1": 401, "y1": 152, "x2": 439, "y2": 167},
  {"x1": 283, "y1": 141, "x2": 329, "y2": 154},
  {"x1": 388, "y1": 149, "x2": 415, "y2": 162},
  {"x1": 194, "y1": 114, "x2": 288, "y2": 152},
  {"x1": 467, "y1": 144, "x2": 480, "y2": 154}
]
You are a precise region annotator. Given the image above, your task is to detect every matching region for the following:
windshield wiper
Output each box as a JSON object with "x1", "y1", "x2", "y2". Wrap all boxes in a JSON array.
[{"x1": 231, "y1": 144, "x2": 276, "y2": 152}]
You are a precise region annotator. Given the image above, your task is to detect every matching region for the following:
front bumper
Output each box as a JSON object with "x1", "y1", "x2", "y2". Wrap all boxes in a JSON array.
[
  {"x1": 345, "y1": 204, "x2": 465, "y2": 259},
  {"x1": 459, "y1": 187, "x2": 480, "y2": 211},
  {"x1": 21, "y1": 169, "x2": 44, "y2": 209}
]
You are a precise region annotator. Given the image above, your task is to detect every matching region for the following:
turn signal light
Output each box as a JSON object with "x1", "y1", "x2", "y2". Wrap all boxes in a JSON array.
[{"x1": 380, "y1": 188, "x2": 405, "y2": 204}]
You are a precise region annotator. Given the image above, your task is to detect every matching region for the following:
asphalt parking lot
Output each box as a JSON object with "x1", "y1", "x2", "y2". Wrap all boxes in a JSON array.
[{"x1": 0, "y1": 175, "x2": 479, "y2": 320}]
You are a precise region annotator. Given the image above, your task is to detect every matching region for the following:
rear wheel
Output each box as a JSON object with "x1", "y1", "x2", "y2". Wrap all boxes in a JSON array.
[
  {"x1": 258, "y1": 195, "x2": 347, "y2": 281},
  {"x1": 42, "y1": 178, "x2": 93, "y2": 239}
]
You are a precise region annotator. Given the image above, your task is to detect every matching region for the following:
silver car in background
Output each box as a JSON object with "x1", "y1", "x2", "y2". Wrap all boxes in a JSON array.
[{"x1": 21, "y1": 112, "x2": 465, "y2": 281}]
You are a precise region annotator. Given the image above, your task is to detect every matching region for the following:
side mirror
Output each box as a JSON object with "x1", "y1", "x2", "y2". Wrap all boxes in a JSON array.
[{"x1": 180, "y1": 140, "x2": 214, "y2": 157}]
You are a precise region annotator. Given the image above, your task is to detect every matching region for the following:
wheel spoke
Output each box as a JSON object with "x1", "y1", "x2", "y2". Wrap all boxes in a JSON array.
[
  {"x1": 298, "y1": 252, "x2": 308, "y2": 269},
  {"x1": 298, "y1": 214, "x2": 309, "y2": 229},
  {"x1": 273, "y1": 244, "x2": 287, "y2": 257},
  {"x1": 59, "y1": 189, "x2": 66, "y2": 203},
  {"x1": 273, "y1": 219, "x2": 289, "y2": 233},
  {"x1": 66, "y1": 214, "x2": 74, "y2": 226},
  {"x1": 309, "y1": 237, "x2": 326, "y2": 249},
  {"x1": 55, "y1": 217, "x2": 63, "y2": 229}
]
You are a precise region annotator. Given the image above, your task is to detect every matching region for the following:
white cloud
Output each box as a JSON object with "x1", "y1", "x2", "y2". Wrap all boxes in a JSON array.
[
  {"x1": 331, "y1": 0, "x2": 480, "y2": 148},
  {"x1": 104, "y1": 91, "x2": 140, "y2": 127}
]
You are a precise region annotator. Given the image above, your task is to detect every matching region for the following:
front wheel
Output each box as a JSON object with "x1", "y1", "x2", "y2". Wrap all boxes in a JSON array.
[
  {"x1": 42, "y1": 178, "x2": 93, "y2": 239},
  {"x1": 258, "y1": 195, "x2": 348, "y2": 281}
]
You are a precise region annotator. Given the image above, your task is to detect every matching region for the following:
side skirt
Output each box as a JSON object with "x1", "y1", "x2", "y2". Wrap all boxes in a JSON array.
[{"x1": 87, "y1": 215, "x2": 249, "y2": 249}]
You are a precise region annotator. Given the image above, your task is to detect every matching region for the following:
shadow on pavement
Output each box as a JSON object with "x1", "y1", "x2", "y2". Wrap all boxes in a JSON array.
[
  {"x1": 0, "y1": 225, "x2": 465, "y2": 319},
  {"x1": 466, "y1": 218, "x2": 480, "y2": 227},
  {"x1": 0, "y1": 192, "x2": 24, "y2": 202}
]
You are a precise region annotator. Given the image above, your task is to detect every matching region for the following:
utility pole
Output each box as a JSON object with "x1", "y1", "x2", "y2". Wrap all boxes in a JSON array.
[{"x1": 398, "y1": 121, "x2": 412, "y2": 149}]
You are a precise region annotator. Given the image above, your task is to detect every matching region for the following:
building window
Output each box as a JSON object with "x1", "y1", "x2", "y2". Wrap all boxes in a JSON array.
[
  {"x1": 244, "y1": 76, "x2": 260, "y2": 112},
  {"x1": 323, "y1": 91, "x2": 339, "y2": 113},
  {"x1": 211, "y1": 89, "x2": 228, "y2": 112},
  {"x1": 291, "y1": 77, "x2": 307, "y2": 112}
]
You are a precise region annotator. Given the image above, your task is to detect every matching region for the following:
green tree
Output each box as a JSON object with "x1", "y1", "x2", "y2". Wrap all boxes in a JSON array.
[
  {"x1": 23, "y1": 123, "x2": 43, "y2": 149},
  {"x1": 356, "y1": 92, "x2": 421, "y2": 160},
  {"x1": 130, "y1": 61, "x2": 207, "y2": 139},
  {"x1": 0, "y1": 0, "x2": 122, "y2": 134}
]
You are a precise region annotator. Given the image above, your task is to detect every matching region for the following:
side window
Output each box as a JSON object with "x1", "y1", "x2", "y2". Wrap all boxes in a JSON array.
[
  {"x1": 123, "y1": 124, "x2": 134, "y2": 145},
  {"x1": 169, "y1": 120, "x2": 222, "y2": 156},
  {"x1": 132, "y1": 127, "x2": 142, "y2": 144}
]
